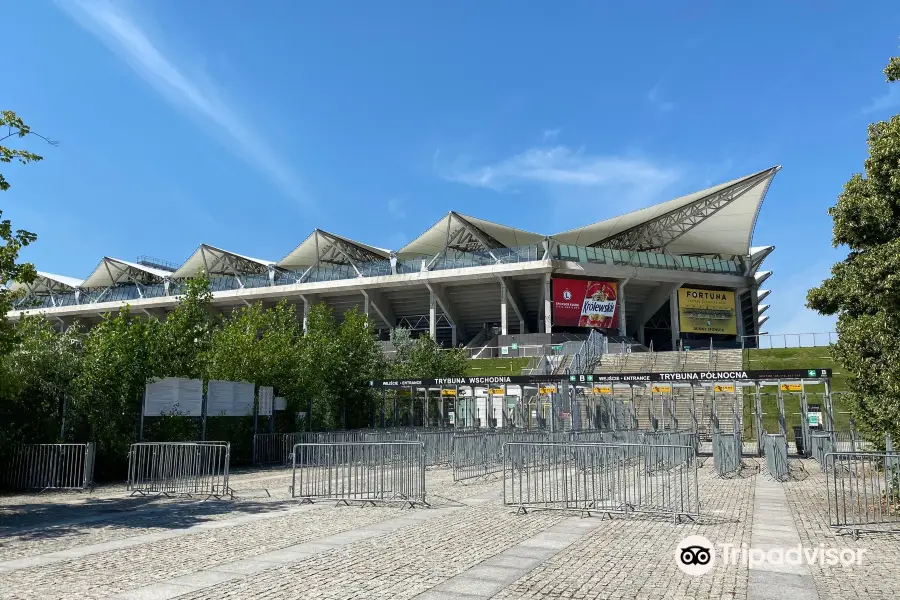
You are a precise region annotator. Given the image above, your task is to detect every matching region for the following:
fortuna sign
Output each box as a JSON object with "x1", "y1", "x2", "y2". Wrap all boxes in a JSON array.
[{"x1": 368, "y1": 368, "x2": 832, "y2": 388}]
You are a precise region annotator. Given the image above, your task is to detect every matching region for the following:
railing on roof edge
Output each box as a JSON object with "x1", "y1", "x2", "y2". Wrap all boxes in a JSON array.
[{"x1": 12, "y1": 243, "x2": 744, "y2": 310}]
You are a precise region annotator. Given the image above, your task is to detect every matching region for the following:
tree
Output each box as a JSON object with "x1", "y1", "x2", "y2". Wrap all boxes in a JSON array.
[
  {"x1": 204, "y1": 300, "x2": 305, "y2": 457},
  {"x1": 156, "y1": 273, "x2": 215, "y2": 378},
  {"x1": 389, "y1": 329, "x2": 468, "y2": 379},
  {"x1": 0, "y1": 317, "x2": 84, "y2": 452},
  {"x1": 807, "y1": 54, "x2": 900, "y2": 443},
  {"x1": 71, "y1": 308, "x2": 160, "y2": 477},
  {"x1": 0, "y1": 111, "x2": 56, "y2": 356}
]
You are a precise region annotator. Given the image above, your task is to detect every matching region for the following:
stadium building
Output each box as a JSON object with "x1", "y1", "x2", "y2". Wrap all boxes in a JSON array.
[{"x1": 8, "y1": 167, "x2": 778, "y2": 352}]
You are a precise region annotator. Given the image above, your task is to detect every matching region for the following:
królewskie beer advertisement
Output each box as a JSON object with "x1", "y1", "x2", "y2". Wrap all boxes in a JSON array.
[{"x1": 551, "y1": 277, "x2": 619, "y2": 328}]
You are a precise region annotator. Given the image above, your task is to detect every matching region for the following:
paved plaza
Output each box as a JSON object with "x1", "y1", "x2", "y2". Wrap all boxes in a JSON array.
[{"x1": 0, "y1": 461, "x2": 897, "y2": 600}]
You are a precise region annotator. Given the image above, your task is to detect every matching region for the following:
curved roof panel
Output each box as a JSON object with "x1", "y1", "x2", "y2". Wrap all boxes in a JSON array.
[
  {"x1": 278, "y1": 229, "x2": 390, "y2": 270},
  {"x1": 9, "y1": 271, "x2": 83, "y2": 293},
  {"x1": 398, "y1": 211, "x2": 545, "y2": 258},
  {"x1": 82, "y1": 257, "x2": 171, "y2": 288},
  {"x1": 173, "y1": 244, "x2": 275, "y2": 279},
  {"x1": 552, "y1": 166, "x2": 780, "y2": 256}
]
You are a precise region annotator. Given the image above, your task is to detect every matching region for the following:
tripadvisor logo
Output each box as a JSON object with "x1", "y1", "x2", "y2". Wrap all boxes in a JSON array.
[
  {"x1": 676, "y1": 535, "x2": 715, "y2": 575},
  {"x1": 676, "y1": 536, "x2": 868, "y2": 575}
]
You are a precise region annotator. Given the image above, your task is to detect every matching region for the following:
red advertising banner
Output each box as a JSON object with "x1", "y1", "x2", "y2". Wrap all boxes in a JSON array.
[{"x1": 552, "y1": 278, "x2": 619, "y2": 328}]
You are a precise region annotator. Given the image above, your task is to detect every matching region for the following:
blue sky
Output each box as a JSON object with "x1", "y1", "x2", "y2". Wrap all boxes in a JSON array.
[{"x1": 3, "y1": 1, "x2": 899, "y2": 335}]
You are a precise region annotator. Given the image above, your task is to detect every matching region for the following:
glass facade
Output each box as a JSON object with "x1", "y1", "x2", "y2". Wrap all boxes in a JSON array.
[{"x1": 14, "y1": 243, "x2": 744, "y2": 309}]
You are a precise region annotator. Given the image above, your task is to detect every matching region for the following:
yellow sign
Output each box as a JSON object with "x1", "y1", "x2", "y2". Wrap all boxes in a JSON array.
[
  {"x1": 780, "y1": 384, "x2": 802, "y2": 392},
  {"x1": 651, "y1": 384, "x2": 671, "y2": 393},
  {"x1": 539, "y1": 386, "x2": 557, "y2": 395},
  {"x1": 593, "y1": 385, "x2": 613, "y2": 394},
  {"x1": 714, "y1": 384, "x2": 735, "y2": 393},
  {"x1": 678, "y1": 288, "x2": 737, "y2": 335},
  {"x1": 441, "y1": 389, "x2": 456, "y2": 396},
  {"x1": 488, "y1": 388, "x2": 505, "y2": 395}
]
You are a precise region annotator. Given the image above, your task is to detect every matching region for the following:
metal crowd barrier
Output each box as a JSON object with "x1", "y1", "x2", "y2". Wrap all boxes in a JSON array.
[
  {"x1": 290, "y1": 442, "x2": 427, "y2": 507},
  {"x1": 1, "y1": 443, "x2": 96, "y2": 492},
  {"x1": 503, "y1": 442, "x2": 699, "y2": 522},
  {"x1": 712, "y1": 432, "x2": 742, "y2": 477},
  {"x1": 253, "y1": 432, "x2": 310, "y2": 466},
  {"x1": 418, "y1": 431, "x2": 455, "y2": 466},
  {"x1": 763, "y1": 434, "x2": 791, "y2": 482},
  {"x1": 810, "y1": 432, "x2": 836, "y2": 468},
  {"x1": 127, "y1": 442, "x2": 232, "y2": 498},
  {"x1": 825, "y1": 452, "x2": 900, "y2": 538},
  {"x1": 452, "y1": 431, "x2": 566, "y2": 482}
]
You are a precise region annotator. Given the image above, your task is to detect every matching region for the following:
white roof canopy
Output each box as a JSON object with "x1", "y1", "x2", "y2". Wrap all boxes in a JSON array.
[
  {"x1": 755, "y1": 270, "x2": 772, "y2": 286},
  {"x1": 278, "y1": 229, "x2": 390, "y2": 270},
  {"x1": 552, "y1": 166, "x2": 780, "y2": 256},
  {"x1": 748, "y1": 245, "x2": 775, "y2": 274},
  {"x1": 9, "y1": 271, "x2": 83, "y2": 294},
  {"x1": 173, "y1": 244, "x2": 275, "y2": 279},
  {"x1": 82, "y1": 258, "x2": 170, "y2": 289},
  {"x1": 398, "y1": 211, "x2": 545, "y2": 258}
]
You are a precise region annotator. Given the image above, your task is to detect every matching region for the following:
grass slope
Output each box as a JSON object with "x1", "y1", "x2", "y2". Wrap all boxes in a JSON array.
[
  {"x1": 465, "y1": 357, "x2": 531, "y2": 376},
  {"x1": 742, "y1": 346, "x2": 852, "y2": 437}
]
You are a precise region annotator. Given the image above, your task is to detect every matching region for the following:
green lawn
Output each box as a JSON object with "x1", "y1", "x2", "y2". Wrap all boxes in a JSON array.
[
  {"x1": 466, "y1": 357, "x2": 531, "y2": 376},
  {"x1": 744, "y1": 346, "x2": 846, "y2": 391}
]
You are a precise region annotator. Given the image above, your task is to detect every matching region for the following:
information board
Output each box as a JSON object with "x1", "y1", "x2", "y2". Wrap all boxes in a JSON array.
[
  {"x1": 207, "y1": 380, "x2": 255, "y2": 416},
  {"x1": 144, "y1": 377, "x2": 202, "y2": 416},
  {"x1": 274, "y1": 397, "x2": 287, "y2": 411},
  {"x1": 258, "y1": 386, "x2": 274, "y2": 416}
]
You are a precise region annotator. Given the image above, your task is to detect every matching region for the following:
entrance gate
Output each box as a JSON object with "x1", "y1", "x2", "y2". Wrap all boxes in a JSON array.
[{"x1": 367, "y1": 369, "x2": 836, "y2": 458}]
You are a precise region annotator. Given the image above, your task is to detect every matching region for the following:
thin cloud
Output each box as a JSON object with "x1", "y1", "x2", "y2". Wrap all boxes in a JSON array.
[
  {"x1": 647, "y1": 80, "x2": 675, "y2": 113},
  {"x1": 387, "y1": 197, "x2": 405, "y2": 218},
  {"x1": 57, "y1": 0, "x2": 308, "y2": 204},
  {"x1": 543, "y1": 128, "x2": 561, "y2": 141},
  {"x1": 439, "y1": 145, "x2": 682, "y2": 194},
  {"x1": 861, "y1": 86, "x2": 900, "y2": 115}
]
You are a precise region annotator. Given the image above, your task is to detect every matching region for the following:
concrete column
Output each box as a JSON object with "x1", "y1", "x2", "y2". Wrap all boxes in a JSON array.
[
  {"x1": 542, "y1": 273, "x2": 552, "y2": 335},
  {"x1": 451, "y1": 326, "x2": 458, "y2": 347},
  {"x1": 500, "y1": 279, "x2": 509, "y2": 336},
  {"x1": 429, "y1": 289, "x2": 437, "y2": 340},
  {"x1": 669, "y1": 288, "x2": 680, "y2": 351},
  {"x1": 302, "y1": 297, "x2": 311, "y2": 334},
  {"x1": 734, "y1": 288, "x2": 745, "y2": 340},
  {"x1": 363, "y1": 293, "x2": 370, "y2": 321},
  {"x1": 618, "y1": 279, "x2": 629, "y2": 337}
]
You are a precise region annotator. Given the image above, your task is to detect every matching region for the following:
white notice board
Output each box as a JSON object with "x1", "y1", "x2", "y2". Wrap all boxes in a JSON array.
[
  {"x1": 274, "y1": 397, "x2": 287, "y2": 411},
  {"x1": 233, "y1": 382, "x2": 255, "y2": 416},
  {"x1": 207, "y1": 380, "x2": 256, "y2": 416},
  {"x1": 258, "y1": 386, "x2": 274, "y2": 416},
  {"x1": 144, "y1": 377, "x2": 202, "y2": 416},
  {"x1": 207, "y1": 380, "x2": 234, "y2": 416}
]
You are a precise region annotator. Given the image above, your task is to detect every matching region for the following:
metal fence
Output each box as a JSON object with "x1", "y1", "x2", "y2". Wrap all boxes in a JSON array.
[
  {"x1": 127, "y1": 442, "x2": 232, "y2": 498},
  {"x1": 810, "y1": 432, "x2": 836, "y2": 467},
  {"x1": 1, "y1": 443, "x2": 96, "y2": 492},
  {"x1": 418, "y1": 430, "x2": 455, "y2": 466},
  {"x1": 503, "y1": 442, "x2": 699, "y2": 522},
  {"x1": 290, "y1": 442, "x2": 427, "y2": 507},
  {"x1": 763, "y1": 434, "x2": 791, "y2": 482},
  {"x1": 742, "y1": 332, "x2": 837, "y2": 349},
  {"x1": 452, "y1": 431, "x2": 553, "y2": 482},
  {"x1": 825, "y1": 452, "x2": 900, "y2": 538},
  {"x1": 253, "y1": 432, "x2": 308, "y2": 466},
  {"x1": 451, "y1": 429, "x2": 695, "y2": 483},
  {"x1": 712, "y1": 432, "x2": 742, "y2": 477}
]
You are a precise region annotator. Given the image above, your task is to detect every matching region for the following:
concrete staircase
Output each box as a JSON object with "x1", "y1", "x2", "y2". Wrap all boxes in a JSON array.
[{"x1": 596, "y1": 348, "x2": 745, "y2": 375}]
